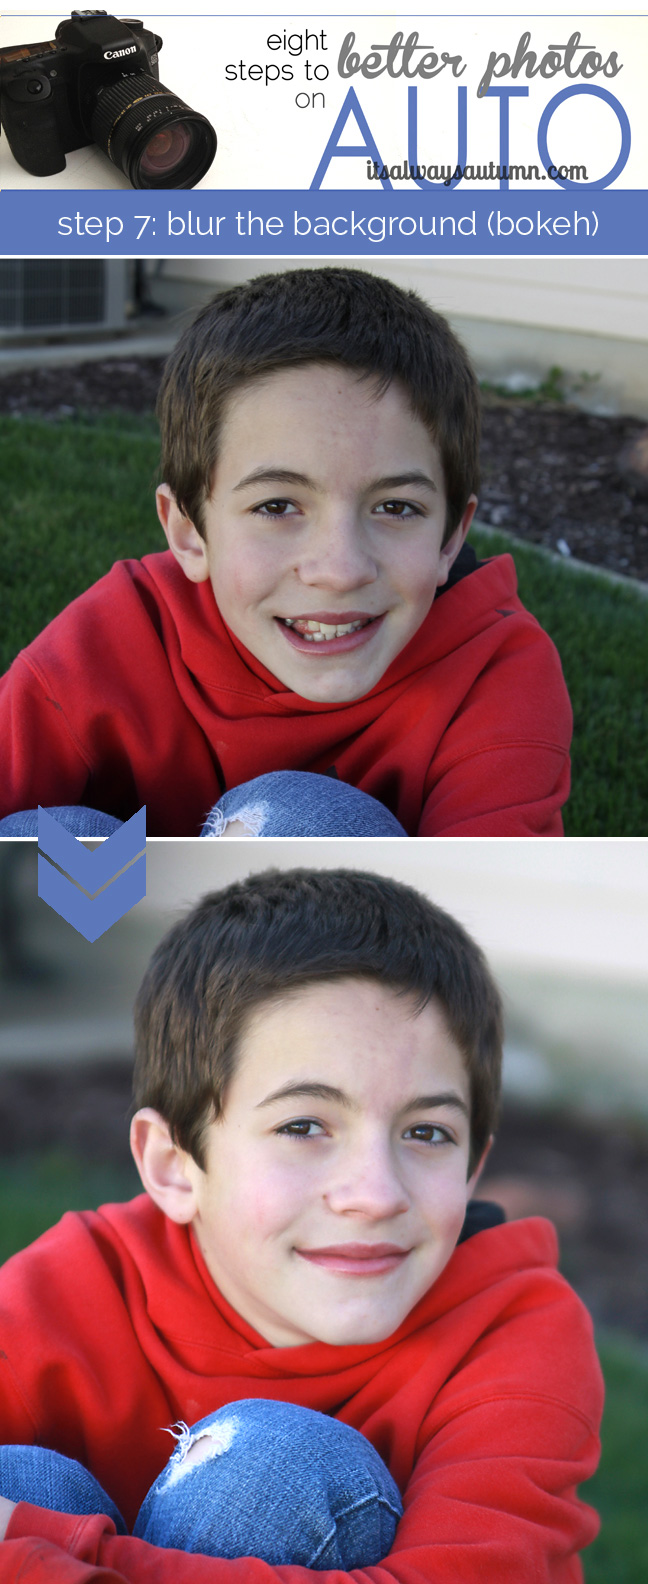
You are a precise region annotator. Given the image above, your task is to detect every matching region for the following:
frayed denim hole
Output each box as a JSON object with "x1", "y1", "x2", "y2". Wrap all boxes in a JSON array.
[
  {"x1": 202, "y1": 802, "x2": 268, "y2": 839},
  {"x1": 160, "y1": 1415, "x2": 239, "y2": 1491}
]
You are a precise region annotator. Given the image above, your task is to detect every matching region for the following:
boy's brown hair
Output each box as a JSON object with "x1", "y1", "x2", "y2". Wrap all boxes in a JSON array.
[
  {"x1": 157, "y1": 267, "x2": 481, "y2": 545},
  {"x1": 133, "y1": 867, "x2": 502, "y2": 1176}
]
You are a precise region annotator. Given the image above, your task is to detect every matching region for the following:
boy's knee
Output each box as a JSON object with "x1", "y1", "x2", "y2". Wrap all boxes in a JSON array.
[
  {"x1": 135, "y1": 1400, "x2": 402, "y2": 1565},
  {"x1": 200, "y1": 772, "x2": 408, "y2": 839},
  {"x1": 0, "y1": 1444, "x2": 126, "y2": 1533}
]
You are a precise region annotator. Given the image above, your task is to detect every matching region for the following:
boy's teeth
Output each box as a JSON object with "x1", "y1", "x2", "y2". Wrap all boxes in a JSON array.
[{"x1": 284, "y1": 618, "x2": 369, "y2": 641}]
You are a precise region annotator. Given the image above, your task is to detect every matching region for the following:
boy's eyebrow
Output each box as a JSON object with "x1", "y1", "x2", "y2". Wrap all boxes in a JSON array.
[
  {"x1": 232, "y1": 468, "x2": 439, "y2": 495},
  {"x1": 370, "y1": 472, "x2": 438, "y2": 494},
  {"x1": 233, "y1": 467, "x2": 316, "y2": 493},
  {"x1": 256, "y1": 1081, "x2": 352, "y2": 1109},
  {"x1": 403, "y1": 1092, "x2": 469, "y2": 1118},
  {"x1": 255, "y1": 1082, "x2": 468, "y2": 1117}
]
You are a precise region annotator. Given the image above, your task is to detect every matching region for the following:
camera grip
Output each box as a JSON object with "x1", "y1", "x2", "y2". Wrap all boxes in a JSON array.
[{"x1": 1, "y1": 79, "x2": 66, "y2": 175}]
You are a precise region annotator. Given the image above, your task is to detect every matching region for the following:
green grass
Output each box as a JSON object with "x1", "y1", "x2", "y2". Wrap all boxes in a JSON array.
[
  {"x1": 480, "y1": 364, "x2": 569, "y2": 403},
  {"x1": 0, "y1": 1150, "x2": 141, "y2": 1265},
  {"x1": 470, "y1": 527, "x2": 648, "y2": 836},
  {"x1": 0, "y1": 411, "x2": 161, "y2": 668},
  {"x1": 1, "y1": 412, "x2": 646, "y2": 835},
  {"x1": 583, "y1": 1334, "x2": 648, "y2": 1584},
  {"x1": 0, "y1": 1150, "x2": 646, "y2": 1583},
  {"x1": 480, "y1": 365, "x2": 603, "y2": 405}
]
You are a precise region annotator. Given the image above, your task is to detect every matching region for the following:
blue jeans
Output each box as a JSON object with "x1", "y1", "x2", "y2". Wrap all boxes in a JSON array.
[
  {"x1": 0, "y1": 1399, "x2": 403, "y2": 1564},
  {"x1": 0, "y1": 806, "x2": 123, "y2": 837},
  {"x1": 0, "y1": 774, "x2": 408, "y2": 839}
]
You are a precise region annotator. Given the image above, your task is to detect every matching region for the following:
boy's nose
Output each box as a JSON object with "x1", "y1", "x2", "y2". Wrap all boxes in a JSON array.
[
  {"x1": 297, "y1": 514, "x2": 379, "y2": 592},
  {"x1": 324, "y1": 1142, "x2": 410, "y2": 1221}
]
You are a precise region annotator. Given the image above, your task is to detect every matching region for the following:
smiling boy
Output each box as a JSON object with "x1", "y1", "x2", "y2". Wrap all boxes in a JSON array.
[
  {"x1": 156, "y1": 364, "x2": 470, "y2": 707},
  {"x1": 136, "y1": 976, "x2": 479, "y2": 1349},
  {"x1": 0, "y1": 868, "x2": 602, "y2": 1582},
  {"x1": 0, "y1": 268, "x2": 572, "y2": 837}
]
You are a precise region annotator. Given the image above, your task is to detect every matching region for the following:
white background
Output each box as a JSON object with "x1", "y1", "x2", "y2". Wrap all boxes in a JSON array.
[{"x1": 1, "y1": 11, "x2": 645, "y2": 190}]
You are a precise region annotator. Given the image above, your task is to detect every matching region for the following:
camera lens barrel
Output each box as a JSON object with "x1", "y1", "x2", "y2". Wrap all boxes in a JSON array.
[{"x1": 90, "y1": 72, "x2": 216, "y2": 189}]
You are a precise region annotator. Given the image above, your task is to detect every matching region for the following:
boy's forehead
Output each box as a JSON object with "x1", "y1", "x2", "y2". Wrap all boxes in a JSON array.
[
  {"x1": 215, "y1": 363, "x2": 438, "y2": 471},
  {"x1": 230, "y1": 979, "x2": 469, "y2": 1101}
]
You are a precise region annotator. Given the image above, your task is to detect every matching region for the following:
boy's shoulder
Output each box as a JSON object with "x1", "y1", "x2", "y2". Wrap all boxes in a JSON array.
[
  {"x1": 19, "y1": 543, "x2": 530, "y2": 668},
  {"x1": 17, "y1": 551, "x2": 198, "y2": 667},
  {"x1": 0, "y1": 1193, "x2": 166, "y2": 1303},
  {"x1": 0, "y1": 1193, "x2": 576, "y2": 1345},
  {"x1": 12, "y1": 544, "x2": 545, "y2": 705},
  {"x1": 0, "y1": 1193, "x2": 558, "y2": 1317}
]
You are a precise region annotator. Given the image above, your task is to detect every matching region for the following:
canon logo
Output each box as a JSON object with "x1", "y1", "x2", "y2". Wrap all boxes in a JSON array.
[{"x1": 103, "y1": 44, "x2": 137, "y2": 59}]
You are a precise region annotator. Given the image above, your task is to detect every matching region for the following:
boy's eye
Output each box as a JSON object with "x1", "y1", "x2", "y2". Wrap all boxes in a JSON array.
[
  {"x1": 403, "y1": 1123, "x2": 453, "y2": 1145},
  {"x1": 252, "y1": 499, "x2": 299, "y2": 518},
  {"x1": 276, "y1": 1118, "x2": 326, "y2": 1139},
  {"x1": 374, "y1": 499, "x2": 423, "y2": 518}
]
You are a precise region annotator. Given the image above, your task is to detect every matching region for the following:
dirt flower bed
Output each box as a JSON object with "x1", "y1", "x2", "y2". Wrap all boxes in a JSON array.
[
  {"x1": 479, "y1": 394, "x2": 648, "y2": 584},
  {"x1": 0, "y1": 357, "x2": 647, "y2": 582}
]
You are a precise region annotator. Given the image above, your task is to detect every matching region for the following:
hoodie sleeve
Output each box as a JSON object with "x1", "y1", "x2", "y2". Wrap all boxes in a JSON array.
[
  {"x1": 418, "y1": 596, "x2": 572, "y2": 836},
  {"x1": 0, "y1": 652, "x2": 92, "y2": 821},
  {"x1": 418, "y1": 740, "x2": 570, "y2": 835}
]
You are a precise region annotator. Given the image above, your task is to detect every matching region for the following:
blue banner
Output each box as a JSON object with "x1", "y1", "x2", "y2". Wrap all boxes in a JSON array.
[
  {"x1": 37, "y1": 806, "x2": 147, "y2": 942},
  {"x1": 1, "y1": 189, "x2": 646, "y2": 255}
]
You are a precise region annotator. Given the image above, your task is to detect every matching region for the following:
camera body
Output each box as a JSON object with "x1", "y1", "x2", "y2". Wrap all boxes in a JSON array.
[
  {"x1": 0, "y1": 13, "x2": 162, "y2": 177},
  {"x1": 0, "y1": 11, "x2": 216, "y2": 188}
]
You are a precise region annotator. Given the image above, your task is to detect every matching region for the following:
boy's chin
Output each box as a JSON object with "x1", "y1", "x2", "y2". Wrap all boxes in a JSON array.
[
  {"x1": 264, "y1": 613, "x2": 433, "y2": 702},
  {"x1": 269, "y1": 648, "x2": 394, "y2": 704},
  {"x1": 287, "y1": 675, "x2": 380, "y2": 704},
  {"x1": 311, "y1": 1309, "x2": 412, "y2": 1347},
  {"x1": 256, "y1": 621, "x2": 393, "y2": 702}
]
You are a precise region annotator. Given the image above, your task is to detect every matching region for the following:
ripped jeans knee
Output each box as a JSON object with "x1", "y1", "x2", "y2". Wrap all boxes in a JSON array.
[
  {"x1": 134, "y1": 1399, "x2": 403, "y2": 1564},
  {"x1": 0, "y1": 1402, "x2": 402, "y2": 1566},
  {"x1": 200, "y1": 771, "x2": 408, "y2": 839}
]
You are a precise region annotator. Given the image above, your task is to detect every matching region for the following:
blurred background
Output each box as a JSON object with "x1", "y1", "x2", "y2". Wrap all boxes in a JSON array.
[
  {"x1": 2, "y1": 256, "x2": 648, "y2": 416},
  {"x1": 1, "y1": 833, "x2": 647, "y2": 1579}
]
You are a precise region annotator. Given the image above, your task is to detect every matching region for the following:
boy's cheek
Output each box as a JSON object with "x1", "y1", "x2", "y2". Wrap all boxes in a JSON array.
[{"x1": 208, "y1": 563, "x2": 277, "y2": 619}]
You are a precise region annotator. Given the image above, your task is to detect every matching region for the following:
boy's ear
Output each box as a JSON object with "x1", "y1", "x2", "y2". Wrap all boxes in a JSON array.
[
  {"x1": 156, "y1": 483, "x2": 210, "y2": 584},
  {"x1": 466, "y1": 1133, "x2": 494, "y2": 1198},
  {"x1": 436, "y1": 494, "x2": 478, "y2": 587},
  {"x1": 130, "y1": 1108, "x2": 200, "y2": 1224}
]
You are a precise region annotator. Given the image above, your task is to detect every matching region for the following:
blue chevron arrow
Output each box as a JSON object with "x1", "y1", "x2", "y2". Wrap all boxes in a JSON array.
[{"x1": 37, "y1": 806, "x2": 146, "y2": 942}]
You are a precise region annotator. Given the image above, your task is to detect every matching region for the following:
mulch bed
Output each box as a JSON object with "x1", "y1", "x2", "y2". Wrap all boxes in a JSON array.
[
  {"x1": 0, "y1": 357, "x2": 647, "y2": 583},
  {"x1": 0, "y1": 1060, "x2": 646, "y2": 1340},
  {"x1": 479, "y1": 394, "x2": 648, "y2": 584}
]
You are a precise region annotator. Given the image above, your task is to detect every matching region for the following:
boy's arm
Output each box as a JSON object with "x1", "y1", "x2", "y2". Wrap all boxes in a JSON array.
[
  {"x1": 418, "y1": 740, "x2": 570, "y2": 836},
  {"x1": 418, "y1": 607, "x2": 572, "y2": 837},
  {"x1": 0, "y1": 557, "x2": 163, "y2": 824},
  {"x1": 0, "y1": 655, "x2": 92, "y2": 820},
  {"x1": 0, "y1": 1211, "x2": 601, "y2": 1583},
  {"x1": 3, "y1": 1382, "x2": 601, "y2": 1584}
]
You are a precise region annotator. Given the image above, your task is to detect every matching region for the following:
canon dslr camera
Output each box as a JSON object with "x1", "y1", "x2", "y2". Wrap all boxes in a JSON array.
[{"x1": 0, "y1": 10, "x2": 216, "y2": 189}]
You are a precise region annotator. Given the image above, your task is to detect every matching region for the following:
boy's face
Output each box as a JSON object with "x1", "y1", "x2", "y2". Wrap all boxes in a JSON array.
[
  {"x1": 159, "y1": 364, "x2": 476, "y2": 703},
  {"x1": 184, "y1": 978, "x2": 485, "y2": 1348}
]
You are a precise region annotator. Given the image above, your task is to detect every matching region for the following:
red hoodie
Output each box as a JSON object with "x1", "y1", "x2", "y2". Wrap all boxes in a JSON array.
[
  {"x1": 0, "y1": 1197, "x2": 601, "y2": 1584},
  {"x1": 0, "y1": 550, "x2": 571, "y2": 836}
]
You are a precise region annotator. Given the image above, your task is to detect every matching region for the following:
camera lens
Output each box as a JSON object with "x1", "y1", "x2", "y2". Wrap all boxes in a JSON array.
[
  {"x1": 138, "y1": 123, "x2": 193, "y2": 180},
  {"x1": 90, "y1": 73, "x2": 216, "y2": 189}
]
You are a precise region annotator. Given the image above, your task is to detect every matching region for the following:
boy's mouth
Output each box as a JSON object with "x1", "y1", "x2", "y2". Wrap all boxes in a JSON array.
[
  {"x1": 276, "y1": 612, "x2": 385, "y2": 655},
  {"x1": 297, "y1": 1242, "x2": 409, "y2": 1275}
]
